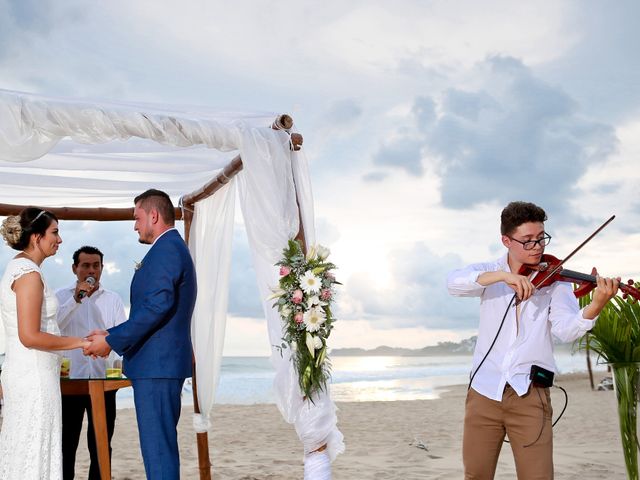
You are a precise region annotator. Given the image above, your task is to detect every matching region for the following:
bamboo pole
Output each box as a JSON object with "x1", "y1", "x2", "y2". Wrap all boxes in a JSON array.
[
  {"x1": 0, "y1": 204, "x2": 142, "y2": 221},
  {"x1": 182, "y1": 208, "x2": 213, "y2": 480},
  {"x1": 181, "y1": 155, "x2": 243, "y2": 207}
]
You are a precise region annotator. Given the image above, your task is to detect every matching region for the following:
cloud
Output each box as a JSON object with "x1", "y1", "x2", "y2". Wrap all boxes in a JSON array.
[
  {"x1": 341, "y1": 242, "x2": 478, "y2": 329},
  {"x1": 371, "y1": 56, "x2": 618, "y2": 219},
  {"x1": 373, "y1": 137, "x2": 423, "y2": 176},
  {"x1": 362, "y1": 171, "x2": 389, "y2": 182},
  {"x1": 322, "y1": 99, "x2": 363, "y2": 128},
  {"x1": 539, "y1": 1, "x2": 640, "y2": 122}
]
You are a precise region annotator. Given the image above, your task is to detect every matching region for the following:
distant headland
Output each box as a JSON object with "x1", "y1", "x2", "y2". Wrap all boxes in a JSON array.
[{"x1": 331, "y1": 336, "x2": 577, "y2": 356}]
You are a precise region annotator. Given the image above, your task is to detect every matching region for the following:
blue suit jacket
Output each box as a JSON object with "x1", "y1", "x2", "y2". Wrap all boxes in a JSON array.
[{"x1": 107, "y1": 229, "x2": 196, "y2": 379}]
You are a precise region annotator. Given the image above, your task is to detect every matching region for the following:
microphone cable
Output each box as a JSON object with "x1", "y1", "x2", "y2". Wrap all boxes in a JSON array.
[
  {"x1": 520, "y1": 383, "x2": 568, "y2": 448},
  {"x1": 468, "y1": 293, "x2": 517, "y2": 390}
]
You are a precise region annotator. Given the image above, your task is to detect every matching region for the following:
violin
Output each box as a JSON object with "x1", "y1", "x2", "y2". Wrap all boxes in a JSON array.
[{"x1": 519, "y1": 254, "x2": 640, "y2": 301}]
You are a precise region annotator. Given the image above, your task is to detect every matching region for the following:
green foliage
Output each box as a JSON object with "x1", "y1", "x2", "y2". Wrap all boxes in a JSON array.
[
  {"x1": 578, "y1": 285, "x2": 640, "y2": 479},
  {"x1": 578, "y1": 286, "x2": 640, "y2": 363}
]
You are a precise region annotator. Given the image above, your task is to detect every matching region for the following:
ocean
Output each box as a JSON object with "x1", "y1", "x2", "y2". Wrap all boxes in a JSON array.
[{"x1": 114, "y1": 352, "x2": 608, "y2": 408}]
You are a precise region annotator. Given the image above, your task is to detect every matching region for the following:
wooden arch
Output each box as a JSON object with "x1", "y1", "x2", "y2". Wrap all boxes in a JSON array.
[{"x1": 0, "y1": 118, "x2": 306, "y2": 480}]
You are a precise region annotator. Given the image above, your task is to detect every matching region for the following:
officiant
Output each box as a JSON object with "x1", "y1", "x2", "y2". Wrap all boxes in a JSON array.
[{"x1": 56, "y1": 246, "x2": 127, "y2": 480}]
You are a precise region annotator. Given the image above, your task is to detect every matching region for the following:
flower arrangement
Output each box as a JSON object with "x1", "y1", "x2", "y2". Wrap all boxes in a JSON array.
[{"x1": 270, "y1": 239, "x2": 339, "y2": 399}]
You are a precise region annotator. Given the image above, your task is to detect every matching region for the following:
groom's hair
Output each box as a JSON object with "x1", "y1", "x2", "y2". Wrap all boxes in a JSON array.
[{"x1": 134, "y1": 189, "x2": 176, "y2": 225}]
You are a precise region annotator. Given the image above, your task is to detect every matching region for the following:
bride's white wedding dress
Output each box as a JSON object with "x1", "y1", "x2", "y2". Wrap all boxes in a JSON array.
[{"x1": 0, "y1": 258, "x2": 62, "y2": 479}]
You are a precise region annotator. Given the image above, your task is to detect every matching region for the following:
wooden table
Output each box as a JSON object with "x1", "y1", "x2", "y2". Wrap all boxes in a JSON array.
[{"x1": 60, "y1": 378, "x2": 131, "y2": 480}]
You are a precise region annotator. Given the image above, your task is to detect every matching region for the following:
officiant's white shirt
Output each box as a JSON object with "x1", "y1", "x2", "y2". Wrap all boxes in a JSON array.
[
  {"x1": 56, "y1": 284, "x2": 126, "y2": 378},
  {"x1": 447, "y1": 254, "x2": 597, "y2": 401}
]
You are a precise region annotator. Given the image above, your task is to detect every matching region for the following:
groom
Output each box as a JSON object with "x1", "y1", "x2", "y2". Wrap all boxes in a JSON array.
[{"x1": 86, "y1": 189, "x2": 197, "y2": 479}]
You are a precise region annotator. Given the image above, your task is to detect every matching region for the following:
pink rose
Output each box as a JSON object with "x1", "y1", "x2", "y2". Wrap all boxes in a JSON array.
[
  {"x1": 291, "y1": 289, "x2": 303, "y2": 304},
  {"x1": 280, "y1": 266, "x2": 291, "y2": 276},
  {"x1": 320, "y1": 289, "x2": 332, "y2": 301},
  {"x1": 294, "y1": 312, "x2": 304, "y2": 324}
]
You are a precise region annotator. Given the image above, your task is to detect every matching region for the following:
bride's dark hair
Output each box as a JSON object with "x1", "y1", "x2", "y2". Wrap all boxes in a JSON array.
[{"x1": 0, "y1": 208, "x2": 58, "y2": 251}]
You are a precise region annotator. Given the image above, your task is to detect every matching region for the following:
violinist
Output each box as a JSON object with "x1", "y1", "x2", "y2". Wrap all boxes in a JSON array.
[{"x1": 447, "y1": 201, "x2": 619, "y2": 480}]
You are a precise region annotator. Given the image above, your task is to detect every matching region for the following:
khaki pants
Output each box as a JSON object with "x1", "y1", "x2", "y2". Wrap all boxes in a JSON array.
[{"x1": 463, "y1": 384, "x2": 553, "y2": 480}]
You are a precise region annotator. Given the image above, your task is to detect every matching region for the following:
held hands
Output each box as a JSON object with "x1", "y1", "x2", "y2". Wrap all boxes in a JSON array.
[{"x1": 82, "y1": 329, "x2": 112, "y2": 358}]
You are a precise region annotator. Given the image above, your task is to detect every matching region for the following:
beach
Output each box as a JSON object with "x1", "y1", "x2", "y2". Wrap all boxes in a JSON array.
[{"x1": 59, "y1": 372, "x2": 625, "y2": 479}]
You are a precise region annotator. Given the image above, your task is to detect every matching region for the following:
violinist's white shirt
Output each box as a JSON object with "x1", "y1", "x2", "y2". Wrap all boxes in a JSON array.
[{"x1": 447, "y1": 254, "x2": 596, "y2": 401}]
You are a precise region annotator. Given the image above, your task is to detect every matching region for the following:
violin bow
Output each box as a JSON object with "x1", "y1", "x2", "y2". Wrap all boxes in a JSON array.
[{"x1": 535, "y1": 214, "x2": 616, "y2": 286}]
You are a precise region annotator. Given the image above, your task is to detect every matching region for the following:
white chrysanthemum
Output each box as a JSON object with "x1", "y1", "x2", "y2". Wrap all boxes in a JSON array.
[
  {"x1": 300, "y1": 270, "x2": 322, "y2": 294},
  {"x1": 303, "y1": 307, "x2": 326, "y2": 332}
]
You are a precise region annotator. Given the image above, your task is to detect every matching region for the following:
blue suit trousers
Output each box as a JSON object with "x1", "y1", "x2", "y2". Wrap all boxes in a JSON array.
[{"x1": 131, "y1": 378, "x2": 185, "y2": 480}]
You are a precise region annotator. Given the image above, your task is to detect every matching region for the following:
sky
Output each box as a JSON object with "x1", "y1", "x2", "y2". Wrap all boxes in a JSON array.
[{"x1": 1, "y1": 0, "x2": 639, "y2": 355}]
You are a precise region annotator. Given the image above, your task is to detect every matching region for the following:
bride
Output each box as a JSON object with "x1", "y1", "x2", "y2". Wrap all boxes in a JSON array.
[{"x1": 0, "y1": 208, "x2": 89, "y2": 479}]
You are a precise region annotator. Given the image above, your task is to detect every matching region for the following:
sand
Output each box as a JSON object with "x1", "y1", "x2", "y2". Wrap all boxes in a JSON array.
[{"x1": 1, "y1": 372, "x2": 628, "y2": 479}]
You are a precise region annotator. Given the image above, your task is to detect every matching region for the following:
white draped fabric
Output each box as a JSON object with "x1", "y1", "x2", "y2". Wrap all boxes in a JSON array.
[
  {"x1": 0, "y1": 89, "x2": 343, "y2": 463},
  {"x1": 236, "y1": 129, "x2": 344, "y2": 459},
  {"x1": 188, "y1": 181, "x2": 237, "y2": 433}
]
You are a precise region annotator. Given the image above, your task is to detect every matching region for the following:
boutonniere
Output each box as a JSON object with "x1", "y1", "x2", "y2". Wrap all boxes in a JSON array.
[{"x1": 134, "y1": 260, "x2": 143, "y2": 271}]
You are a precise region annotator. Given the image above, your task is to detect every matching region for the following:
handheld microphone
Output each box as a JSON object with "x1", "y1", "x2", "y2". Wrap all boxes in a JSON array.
[{"x1": 78, "y1": 276, "x2": 96, "y2": 299}]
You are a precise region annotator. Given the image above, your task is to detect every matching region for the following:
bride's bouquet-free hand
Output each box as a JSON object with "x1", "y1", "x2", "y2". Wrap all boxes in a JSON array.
[{"x1": 270, "y1": 239, "x2": 340, "y2": 399}]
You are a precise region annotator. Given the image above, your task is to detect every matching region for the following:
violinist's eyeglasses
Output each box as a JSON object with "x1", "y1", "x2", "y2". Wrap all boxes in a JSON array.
[{"x1": 508, "y1": 234, "x2": 552, "y2": 250}]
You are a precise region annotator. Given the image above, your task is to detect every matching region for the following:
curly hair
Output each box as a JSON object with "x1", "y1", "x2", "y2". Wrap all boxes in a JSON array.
[
  {"x1": 0, "y1": 208, "x2": 58, "y2": 251},
  {"x1": 500, "y1": 201, "x2": 547, "y2": 235}
]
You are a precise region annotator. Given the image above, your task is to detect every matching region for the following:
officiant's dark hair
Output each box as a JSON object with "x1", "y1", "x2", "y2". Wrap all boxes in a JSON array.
[
  {"x1": 73, "y1": 246, "x2": 104, "y2": 265},
  {"x1": 134, "y1": 189, "x2": 175, "y2": 225}
]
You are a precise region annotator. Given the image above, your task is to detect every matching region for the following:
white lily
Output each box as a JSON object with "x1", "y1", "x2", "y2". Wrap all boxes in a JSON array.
[
  {"x1": 306, "y1": 332, "x2": 316, "y2": 358},
  {"x1": 280, "y1": 305, "x2": 292, "y2": 318},
  {"x1": 267, "y1": 287, "x2": 286, "y2": 300},
  {"x1": 305, "y1": 244, "x2": 317, "y2": 261}
]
